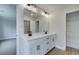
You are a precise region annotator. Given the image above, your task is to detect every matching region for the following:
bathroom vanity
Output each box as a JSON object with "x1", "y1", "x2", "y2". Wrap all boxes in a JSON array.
[
  {"x1": 18, "y1": 33, "x2": 56, "y2": 55},
  {"x1": 17, "y1": 5, "x2": 56, "y2": 55}
]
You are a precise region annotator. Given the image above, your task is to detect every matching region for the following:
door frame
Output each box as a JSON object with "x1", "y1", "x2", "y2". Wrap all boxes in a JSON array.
[{"x1": 66, "y1": 10, "x2": 79, "y2": 49}]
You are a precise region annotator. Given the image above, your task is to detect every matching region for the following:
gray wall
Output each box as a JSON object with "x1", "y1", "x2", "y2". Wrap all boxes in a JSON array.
[
  {"x1": 0, "y1": 39, "x2": 16, "y2": 55},
  {"x1": 0, "y1": 5, "x2": 16, "y2": 55},
  {"x1": 0, "y1": 4, "x2": 16, "y2": 39}
]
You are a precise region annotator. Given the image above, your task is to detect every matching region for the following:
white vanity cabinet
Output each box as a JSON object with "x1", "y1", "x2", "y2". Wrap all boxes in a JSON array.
[
  {"x1": 30, "y1": 35, "x2": 55, "y2": 55},
  {"x1": 29, "y1": 36, "x2": 53, "y2": 55},
  {"x1": 18, "y1": 33, "x2": 56, "y2": 55}
]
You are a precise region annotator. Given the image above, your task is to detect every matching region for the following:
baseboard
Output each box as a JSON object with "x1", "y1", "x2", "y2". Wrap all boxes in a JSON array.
[
  {"x1": 67, "y1": 43, "x2": 79, "y2": 49},
  {"x1": 55, "y1": 45, "x2": 66, "y2": 50},
  {"x1": 67, "y1": 41, "x2": 79, "y2": 49}
]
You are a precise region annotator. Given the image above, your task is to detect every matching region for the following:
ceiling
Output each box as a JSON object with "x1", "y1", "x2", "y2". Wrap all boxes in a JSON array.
[
  {"x1": 35, "y1": 4, "x2": 79, "y2": 13},
  {"x1": 36, "y1": 4, "x2": 66, "y2": 13}
]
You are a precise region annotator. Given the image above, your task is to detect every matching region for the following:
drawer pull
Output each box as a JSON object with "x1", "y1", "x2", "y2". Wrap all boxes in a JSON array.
[{"x1": 36, "y1": 45, "x2": 40, "y2": 50}]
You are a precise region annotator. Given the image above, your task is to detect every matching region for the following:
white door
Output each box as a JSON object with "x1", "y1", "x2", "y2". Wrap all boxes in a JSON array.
[{"x1": 66, "y1": 11, "x2": 79, "y2": 49}]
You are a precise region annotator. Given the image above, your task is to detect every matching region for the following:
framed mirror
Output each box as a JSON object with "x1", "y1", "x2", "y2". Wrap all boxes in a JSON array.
[{"x1": 24, "y1": 8, "x2": 49, "y2": 34}]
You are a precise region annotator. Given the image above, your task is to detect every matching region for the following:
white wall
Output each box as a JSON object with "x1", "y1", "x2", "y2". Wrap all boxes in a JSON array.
[
  {"x1": 49, "y1": 9, "x2": 66, "y2": 50},
  {"x1": 49, "y1": 5, "x2": 79, "y2": 50}
]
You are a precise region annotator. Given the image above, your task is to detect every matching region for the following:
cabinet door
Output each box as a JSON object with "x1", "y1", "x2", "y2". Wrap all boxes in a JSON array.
[
  {"x1": 49, "y1": 35, "x2": 54, "y2": 49},
  {"x1": 43, "y1": 36, "x2": 50, "y2": 54},
  {"x1": 29, "y1": 38, "x2": 44, "y2": 55},
  {"x1": 35, "y1": 44, "x2": 43, "y2": 55},
  {"x1": 30, "y1": 44, "x2": 36, "y2": 55}
]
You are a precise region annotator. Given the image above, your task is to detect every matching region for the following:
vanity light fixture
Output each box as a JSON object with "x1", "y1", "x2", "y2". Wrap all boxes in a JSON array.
[
  {"x1": 25, "y1": 4, "x2": 37, "y2": 12},
  {"x1": 44, "y1": 14, "x2": 49, "y2": 17},
  {"x1": 41, "y1": 11, "x2": 49, "y2": 17},
  {"x1": 23, "y1": 4, "x2": 49, "y2": 17}
]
